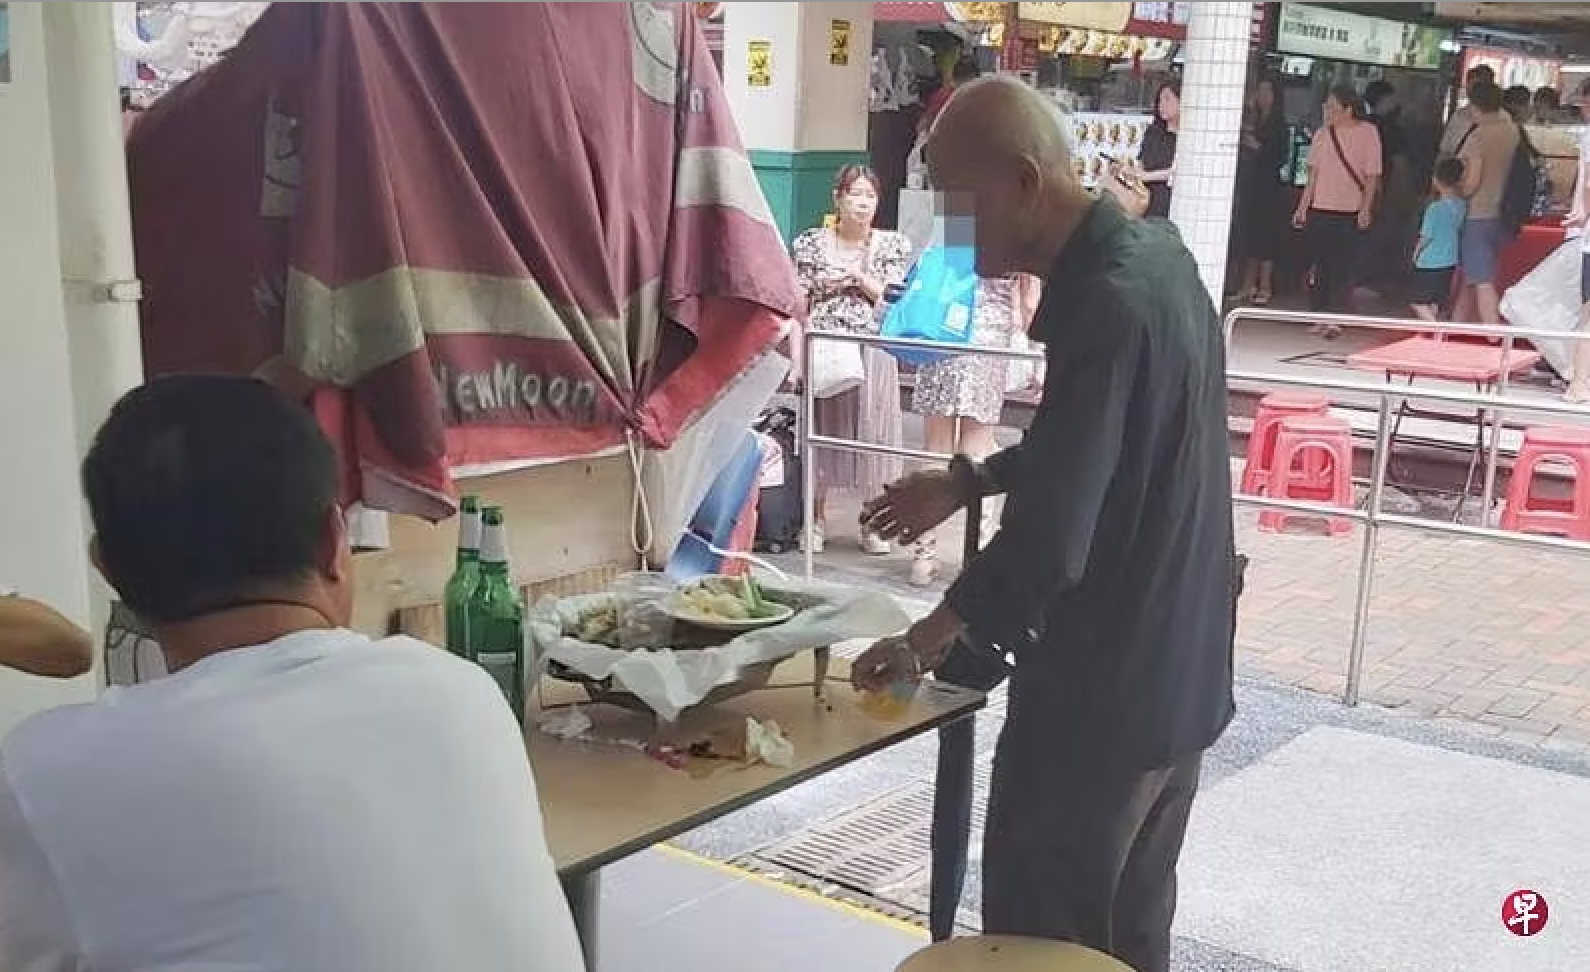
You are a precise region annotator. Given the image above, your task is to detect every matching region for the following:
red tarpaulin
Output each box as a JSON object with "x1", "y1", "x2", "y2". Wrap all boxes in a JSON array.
[{"x1": 128, "y1": 2, "x2": 801, "y2": 520}]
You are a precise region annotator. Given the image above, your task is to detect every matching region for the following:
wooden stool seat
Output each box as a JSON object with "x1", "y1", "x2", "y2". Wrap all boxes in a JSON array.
[{"x1": 895, "y1": 935, "x2": 1133, "y2": 972}]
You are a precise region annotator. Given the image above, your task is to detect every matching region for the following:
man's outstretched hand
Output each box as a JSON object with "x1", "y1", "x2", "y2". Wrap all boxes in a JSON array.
[{"x1": 860, "y1": 469, "x2": 960, "y2": 545}]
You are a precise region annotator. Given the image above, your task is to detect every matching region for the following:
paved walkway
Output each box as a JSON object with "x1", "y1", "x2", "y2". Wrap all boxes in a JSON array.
[{"x1": 784, "y1": 494, "x2": 1590, "y2": 752}]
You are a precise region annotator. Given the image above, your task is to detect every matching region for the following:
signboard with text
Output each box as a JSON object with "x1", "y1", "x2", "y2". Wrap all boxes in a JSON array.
[
  {"x1": 1016, "y1": 2, "x2": 1131, "y2": 32},
  {"x1": 1126, "y1": 2, "x2": 1190, "y2": 40},
  {"x1": 1461, "y1": 46, "x2": 1561, "y2": 92},
  {"x1": 1277, "y1": 4, "x2": 1449, "y2": 71}
]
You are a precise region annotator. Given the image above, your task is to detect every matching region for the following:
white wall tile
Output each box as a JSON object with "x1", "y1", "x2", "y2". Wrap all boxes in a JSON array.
[{"x1": 1169, "y1": 2, "x2": 1254, "y2": 303}]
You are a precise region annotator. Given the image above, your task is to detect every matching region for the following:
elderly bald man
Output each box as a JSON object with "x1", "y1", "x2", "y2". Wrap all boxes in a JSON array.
[{"x1": 856, "y1": 77, "x2": 1238, "y2": 972}]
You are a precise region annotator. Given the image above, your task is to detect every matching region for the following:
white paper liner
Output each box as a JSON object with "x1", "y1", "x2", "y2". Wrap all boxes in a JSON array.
[{"x1": 527, "y1": 577, "x2": 909, "y2": 721}]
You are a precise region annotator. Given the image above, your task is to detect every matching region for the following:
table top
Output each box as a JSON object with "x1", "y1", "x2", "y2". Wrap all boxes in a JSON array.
[
  {"x1": 528, "y1": 651, "x2": 985, "y2": 876},
  {"x1": 1346, "y1": 336, "x2": 1541, "y2": 384}
]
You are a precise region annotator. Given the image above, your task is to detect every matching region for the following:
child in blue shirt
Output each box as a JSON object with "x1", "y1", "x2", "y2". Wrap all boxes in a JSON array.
[{"x1": 1410, "y1": 157, "x2": 1467, "y2": 322}]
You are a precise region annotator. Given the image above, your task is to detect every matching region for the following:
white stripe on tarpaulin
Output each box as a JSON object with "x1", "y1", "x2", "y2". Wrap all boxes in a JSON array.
[
  {"x1": 675, "y1": 145, "x2": 780, "y2": 230},
  {"x1": 286, "y1": 267, "x2": 657, "y2": 391}
]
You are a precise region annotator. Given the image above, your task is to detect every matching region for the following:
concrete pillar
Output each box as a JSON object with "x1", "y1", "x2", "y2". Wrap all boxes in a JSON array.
[
  {"x1": 43, "y1": 2, "x2": 146, "y2": 658},
  {"x1": 723, "y1": 1, "x2": 874, "y2": 241},
  {"x1": 1168, "y1": 1, "x2": 1253, "y2": 304},
  {"x1": 0, "y1": 1, "x2": 101, "y2": 732}
]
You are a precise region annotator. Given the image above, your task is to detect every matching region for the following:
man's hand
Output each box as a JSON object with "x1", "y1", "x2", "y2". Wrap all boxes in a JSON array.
[
  {"x1": 851, "y1": 605, "x2": 964, "y2": 692},
  {"x1": 1356, "y1": 208, "x2": 1372, "y2": 231},
  {"x1": 860, "y1": 469, "x2": 960, "y2": 545},
  {"x1": 851, "y1": 634, "x2": 918, "y2": 693}
]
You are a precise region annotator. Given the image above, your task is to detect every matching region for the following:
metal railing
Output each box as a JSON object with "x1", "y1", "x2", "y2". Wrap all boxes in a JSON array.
[
  {"x1": 798, "y1": 329, "x2": 1046, "y2": 581},
  {"x1": 801, "y1": 312, "x2": 1590, "y2": 709},
  {"x1": 1227, "y1": 308, "x2": 1590, "y2": 704}
]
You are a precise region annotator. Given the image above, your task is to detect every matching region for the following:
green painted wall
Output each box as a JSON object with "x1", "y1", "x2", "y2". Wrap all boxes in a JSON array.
[{"x1": 749, "y1": 149, "x2": 871, "y2": 244}]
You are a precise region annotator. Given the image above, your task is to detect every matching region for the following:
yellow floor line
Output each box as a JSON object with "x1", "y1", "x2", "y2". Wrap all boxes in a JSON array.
[{"x1": 656, "y1": 843, "x2": 929, "y2": 939}]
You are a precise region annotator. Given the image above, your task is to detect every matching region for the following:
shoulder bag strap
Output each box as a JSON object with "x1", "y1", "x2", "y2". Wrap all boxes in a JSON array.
[{"x1": 1327, "y1": 125, "x2": 1366, "y2": 194}]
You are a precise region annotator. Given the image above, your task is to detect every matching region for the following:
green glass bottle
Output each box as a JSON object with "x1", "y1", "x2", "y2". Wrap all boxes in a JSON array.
[
  {"x1": 443, "y1": 496, "x2": 483, "y2": 658},
  {"x1": 470, "y1": 506, "x2": 526, "y2": 720}
]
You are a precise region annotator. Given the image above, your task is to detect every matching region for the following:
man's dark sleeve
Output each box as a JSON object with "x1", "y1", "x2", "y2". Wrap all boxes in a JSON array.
[{"x1": 943, "y1": 305, "x2": 1145, "y2": 643}]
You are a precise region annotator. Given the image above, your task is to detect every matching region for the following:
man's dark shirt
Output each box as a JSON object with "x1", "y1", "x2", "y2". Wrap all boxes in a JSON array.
[{"x1": 943, "y1": 198, "x2": 1236, "y2": 770}]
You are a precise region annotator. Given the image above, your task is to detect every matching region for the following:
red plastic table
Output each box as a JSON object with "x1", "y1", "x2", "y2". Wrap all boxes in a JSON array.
[{"x1": 1347, "y1": 336, "x2": 1541, "y2": 516}]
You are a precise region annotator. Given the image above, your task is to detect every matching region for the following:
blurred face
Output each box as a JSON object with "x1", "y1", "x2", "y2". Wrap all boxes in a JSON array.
[
  {"x1": 926, "y1": 137, "x2": 1032, "y2": 278},
  {"x1": 1158, "y1": 85, "x2": 1180, "y2": 122},
  {"x1": 1324, "y1": 95, "x2": 1346, "y2": 125},
  {"x1": 834, "y1": 178, "x2": 879, "y2": 226}
]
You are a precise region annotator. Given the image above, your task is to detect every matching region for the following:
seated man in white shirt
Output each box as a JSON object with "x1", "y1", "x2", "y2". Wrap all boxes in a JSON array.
[{"x1": 0, "y1": 374, "x2": 586, "y2": 972}]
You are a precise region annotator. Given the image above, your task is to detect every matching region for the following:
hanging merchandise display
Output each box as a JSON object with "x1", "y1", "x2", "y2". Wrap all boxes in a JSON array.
[{"x1": 115, "y1": 2, "x2": 268, "y2": 102}]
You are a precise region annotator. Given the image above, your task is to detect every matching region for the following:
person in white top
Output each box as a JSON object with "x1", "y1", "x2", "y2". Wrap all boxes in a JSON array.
[
  {"x1": 0, "y1": 375, "x2": 586, "y2": 972},
  {"x1": 1563, "y1": 81, "x2": 1590, "y2": 403}
]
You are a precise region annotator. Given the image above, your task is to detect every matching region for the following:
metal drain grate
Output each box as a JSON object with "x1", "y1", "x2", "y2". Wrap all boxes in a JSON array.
[{"x1": 755, "y1": 760, "x2": 995, "y2": 897}]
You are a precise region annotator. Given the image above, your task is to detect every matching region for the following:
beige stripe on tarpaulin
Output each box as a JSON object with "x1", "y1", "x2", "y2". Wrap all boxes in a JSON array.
[
  {"x1": 675, "y1": 145, "x2": 779, "y2": 230},
  {"x1": 286, "y1": 267, "x2": 664, "y2": 393},
  {"x1": 629, "y1": 1, "x2": 680, "y2": 106}
]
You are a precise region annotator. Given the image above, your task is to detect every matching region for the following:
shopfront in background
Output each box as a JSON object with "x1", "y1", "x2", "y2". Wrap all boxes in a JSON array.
[
  {"x1": 869, "y1": 1, "x2": 1186, "y2": 238},
  {"x1": 1269, "y1": 2, "x2": 1451, "y2": 184},
  {"x1": 1244, "y1": 3, "x2": 1452, "y2": 298}
]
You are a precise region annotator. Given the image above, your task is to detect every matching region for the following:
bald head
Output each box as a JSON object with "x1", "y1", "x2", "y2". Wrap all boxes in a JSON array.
[
  {"x1": 922, "y1": 75, "x2": 1089, "y2": 278},
  {"x1": 926, "y1": 76, "x2": 1076, "y2": 185}
]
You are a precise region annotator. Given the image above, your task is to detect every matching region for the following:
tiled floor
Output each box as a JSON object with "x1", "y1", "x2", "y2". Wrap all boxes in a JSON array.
[{"x1": 597, "y1": 846, "x2": 925, "y2": 972}]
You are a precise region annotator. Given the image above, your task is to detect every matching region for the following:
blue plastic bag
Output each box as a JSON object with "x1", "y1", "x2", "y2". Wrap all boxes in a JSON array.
[{"x1": 879, "y1": 244, "x2": 979, "y2": 367}]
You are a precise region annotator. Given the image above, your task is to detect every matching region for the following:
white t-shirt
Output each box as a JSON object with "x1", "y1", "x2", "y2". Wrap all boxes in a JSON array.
[{"x1": 0, "y1": 629, "x2": 586, "y2": 972}]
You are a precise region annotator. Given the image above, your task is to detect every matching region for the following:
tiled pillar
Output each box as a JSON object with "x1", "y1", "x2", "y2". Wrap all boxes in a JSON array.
[
  {"x1": 1168, "y1": 2, "x2": 1253, "y2": 304},
  {"x1": 724, "y1": 2, "x2": 873, "y2": 241}
]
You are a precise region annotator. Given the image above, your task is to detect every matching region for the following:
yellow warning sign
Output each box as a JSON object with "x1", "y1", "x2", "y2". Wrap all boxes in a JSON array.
[
  {"x1": 747, "y1": 39, "x2": 772, "y2": 87},
  {"x1": 830, "y1": 19, "x2": 852, "y2": 66}
]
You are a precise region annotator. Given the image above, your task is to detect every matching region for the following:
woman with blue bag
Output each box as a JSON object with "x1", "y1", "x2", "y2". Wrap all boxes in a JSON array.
[
  {"x1": 790, "y1": 165, "x2": 914, "y2": 556},
  {"x1": 900, "y1": 271, "x2": 1039, "y2": 585}
]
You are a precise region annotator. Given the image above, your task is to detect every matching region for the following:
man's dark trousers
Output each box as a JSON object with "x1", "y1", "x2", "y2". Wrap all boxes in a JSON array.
[{"x1": 981, "y1": 708, "x2": 1204, "y2": 972}]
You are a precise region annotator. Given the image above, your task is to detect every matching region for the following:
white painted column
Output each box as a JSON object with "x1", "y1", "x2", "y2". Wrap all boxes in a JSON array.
[
  {"x1": 0, "y1": 1, "x2": 101, "y2": 733},
  {"x1": 723, "y1": 1, "x2": 873, "y2": 153},
  {"x1": 1168, "y1": 2, "x2": 1253, "y2": 303},
  {"x1": 723, "y1": 2, "x2": 873, "y2": 238},
  {"x1": 43, "y1": 2, "x2": 146, "y2": 663}
]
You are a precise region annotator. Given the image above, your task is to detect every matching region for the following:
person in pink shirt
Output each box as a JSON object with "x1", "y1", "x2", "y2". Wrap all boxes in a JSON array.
[{"x1": 1292, "y1": 84, "x2": 1382, "y2": 336}]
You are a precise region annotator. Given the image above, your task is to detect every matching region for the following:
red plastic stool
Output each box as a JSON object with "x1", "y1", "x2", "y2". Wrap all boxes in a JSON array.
[
  {"x1": 1241, "y1": 393, "x2": 1331, "y2": 495},
  {"x1": 1501, "y1": 426, "x2": 1590, "y2": 541},
  {"x1": 1259, "y1": 415, "x2": 1355, "y2": 536}
]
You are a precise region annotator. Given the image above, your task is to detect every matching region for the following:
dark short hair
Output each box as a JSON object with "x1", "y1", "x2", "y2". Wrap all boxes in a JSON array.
[
  {"x1": 833, "y1": 163, "x2": 880, "y2": 196},
  {"x1": 82, "y1": 375, "x2": 339, "y2": 623},
  {"x1": 1504, "y1": 84, "x2": 1532, "y2": 113},
  {"x1": 1364, "y1": 79, "x2": 1394, "y2": 106},
  {"x1": 1535, "y1": 86, "x2": 1561, "y2": 110},
  {"x1": 1328, "y1": 83, "x2": 1364, "y2": 119},
  {"x1": 1434, "y1": 156, "x2": 1465, "y2": 188},
  {"x1": 1469, "y1": 80, "x2": 1504, "y2": 113},
  {"x1": 1466, "y1": 63, "x2": 1495, "y2": 86},
  {"x1": 951, "y1": 58, "x2": 981, "y2": 83}
]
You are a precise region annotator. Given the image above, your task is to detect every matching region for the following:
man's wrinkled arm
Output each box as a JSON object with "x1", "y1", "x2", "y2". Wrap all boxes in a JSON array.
[
  {"x1": 0, "y1": 767, "x2": 84, "y2": 972},
  {"x1": 943, "y1": 316, "x2": 1143, "y2": 643}
]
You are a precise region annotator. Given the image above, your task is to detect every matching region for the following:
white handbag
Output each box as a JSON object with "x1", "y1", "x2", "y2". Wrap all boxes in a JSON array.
[{"x1": 809, "y1": 333, "x2": 864, "y2": 398}]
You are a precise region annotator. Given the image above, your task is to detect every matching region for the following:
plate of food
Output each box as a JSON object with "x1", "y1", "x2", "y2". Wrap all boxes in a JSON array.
[{"x1": 663, "y1": 575, "x2": 795, "y2": 632}]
